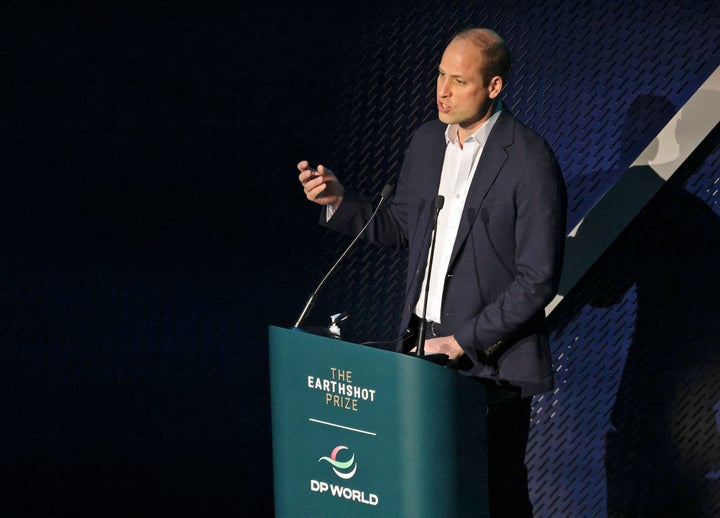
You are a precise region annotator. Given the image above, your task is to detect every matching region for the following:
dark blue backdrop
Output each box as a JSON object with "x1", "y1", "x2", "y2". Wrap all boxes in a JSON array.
[{"x1": 2, "y1": 1, "x2": 719, "y2": 516}]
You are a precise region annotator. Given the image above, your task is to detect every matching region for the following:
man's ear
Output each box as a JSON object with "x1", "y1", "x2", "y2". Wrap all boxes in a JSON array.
[{"x1": 488, "y1": 76, "x2": 504, "y2": 99}]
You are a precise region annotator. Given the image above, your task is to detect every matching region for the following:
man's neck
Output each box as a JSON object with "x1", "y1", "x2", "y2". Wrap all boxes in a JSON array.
[{"x1": 456, "y1": 101, "x2": 501, "y2": 146}]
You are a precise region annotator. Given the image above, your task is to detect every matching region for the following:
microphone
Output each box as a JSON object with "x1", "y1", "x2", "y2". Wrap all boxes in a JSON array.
[
  {"x1": 292, "y1": 183, "x2": 395, "y2": 330},
  {"x1": 416, "y1": 194, "x2": 445, "y2": 357}
]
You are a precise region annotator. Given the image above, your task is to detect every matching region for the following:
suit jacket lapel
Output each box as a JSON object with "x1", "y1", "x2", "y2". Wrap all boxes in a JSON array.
[
  {"x1": 421, "y1": 129, "x2": 446, "y2": 202},
  {"x1": 449, "y1": 111, "x2": 514, "y2": 266},
  {"x1": 407, "y1": 125, "x2": 446, "y2": 302}
]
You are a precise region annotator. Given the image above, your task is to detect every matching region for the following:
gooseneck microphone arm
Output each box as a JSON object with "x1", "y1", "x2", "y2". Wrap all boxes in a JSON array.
[
  {"x1": 416, "y1": 194, "x2": 445, "y2": 357},
  {"x1": 292, "y1": 184, "x2": 395, "y2": 330}
]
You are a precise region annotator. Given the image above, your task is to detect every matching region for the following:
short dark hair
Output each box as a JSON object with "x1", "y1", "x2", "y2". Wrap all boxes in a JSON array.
[{"x1": 453, "y1": 28, "x2": 511, "y2": 85}]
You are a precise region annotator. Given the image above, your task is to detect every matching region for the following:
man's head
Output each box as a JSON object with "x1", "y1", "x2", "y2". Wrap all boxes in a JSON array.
[
  {"x1": 436, "y1": 28, "x2": 510, "y2": 139},
  {"x1": 453, "y1": 28, "x2": 511, "y2": 86}
]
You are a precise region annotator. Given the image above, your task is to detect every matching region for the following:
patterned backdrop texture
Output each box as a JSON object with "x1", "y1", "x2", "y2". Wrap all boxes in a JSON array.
[
  {"x1": 316, "y1": 1, "x2": 720, "y2": 516},
  {"x1": 3, "y1": 1, "x2": 719, "y2": 515}
]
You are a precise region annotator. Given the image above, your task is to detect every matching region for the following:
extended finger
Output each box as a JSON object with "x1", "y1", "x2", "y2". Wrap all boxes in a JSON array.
[
  {"x1": 299, "y1": 168, "x2": 321, "y2": 184},
  {"x1": 303, "y1": 174, "x2": 326, "y2": 192},
  {"x1": 303, "y1": 174, "x2": 326, "y2": 191},
  {"x1": 306, "y1": 182, "x2": 329, "y2": 202}
]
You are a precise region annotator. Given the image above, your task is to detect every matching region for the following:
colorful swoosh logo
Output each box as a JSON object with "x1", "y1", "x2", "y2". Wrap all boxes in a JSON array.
[{"x1": 318, "y1": 445, "x2": 358, "y2": 479}]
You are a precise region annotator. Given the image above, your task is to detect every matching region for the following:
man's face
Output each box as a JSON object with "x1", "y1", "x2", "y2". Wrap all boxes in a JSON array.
[{"x1": 436, "y1": 38, "x2": 500, "y2": 136}]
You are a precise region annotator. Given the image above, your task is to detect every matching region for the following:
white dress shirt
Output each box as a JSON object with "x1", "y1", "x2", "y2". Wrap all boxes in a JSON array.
[{"x1": 414, "y1": 107, "x2": 502, "y2": 323}]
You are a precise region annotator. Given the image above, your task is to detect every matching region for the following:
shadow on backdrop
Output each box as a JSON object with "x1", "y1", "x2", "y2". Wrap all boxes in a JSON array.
[{"x1": 552, "y1": 93, "x2": 720, "y2": 517}]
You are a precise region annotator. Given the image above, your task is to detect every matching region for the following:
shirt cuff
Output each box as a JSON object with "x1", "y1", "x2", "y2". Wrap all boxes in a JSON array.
[{"x1": 325, "y1": 204, "x2": 336, "y2": 221}]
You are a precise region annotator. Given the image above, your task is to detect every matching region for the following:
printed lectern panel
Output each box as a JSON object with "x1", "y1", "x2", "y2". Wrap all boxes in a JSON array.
[{"x1": 269, "y1": 326, "x2": 487, "y2": 518}]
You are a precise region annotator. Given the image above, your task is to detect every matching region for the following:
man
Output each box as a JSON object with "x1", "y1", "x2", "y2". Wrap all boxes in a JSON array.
[{"x1": 298, "y1": 28, "x2": 566, "y2": 516}]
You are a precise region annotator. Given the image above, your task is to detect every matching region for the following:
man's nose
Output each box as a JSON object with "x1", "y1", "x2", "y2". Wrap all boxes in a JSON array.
[{"x1": 438, "y1": 78, "x2": 450, "y2": 97}]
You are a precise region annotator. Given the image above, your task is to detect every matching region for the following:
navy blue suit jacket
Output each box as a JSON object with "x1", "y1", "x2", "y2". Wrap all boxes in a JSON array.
[{"x1": 326, "y1": 111, "x2": 567, "y2": 397}]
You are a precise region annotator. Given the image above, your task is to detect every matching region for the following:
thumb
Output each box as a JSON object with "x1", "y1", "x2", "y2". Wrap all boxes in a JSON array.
[{"x1": 317, "y1": 164, "x2": 334, "y2": 177}]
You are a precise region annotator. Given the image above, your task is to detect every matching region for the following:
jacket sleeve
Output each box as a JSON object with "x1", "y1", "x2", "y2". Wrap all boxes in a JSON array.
[{"x1": 320, "y1": 142, "x2": 423, "y2": 251}]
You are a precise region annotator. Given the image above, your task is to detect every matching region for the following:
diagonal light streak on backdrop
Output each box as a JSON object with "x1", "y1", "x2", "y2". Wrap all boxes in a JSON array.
[{"x1": 546, "y1": 66, "x2": 720, "y2": 316}]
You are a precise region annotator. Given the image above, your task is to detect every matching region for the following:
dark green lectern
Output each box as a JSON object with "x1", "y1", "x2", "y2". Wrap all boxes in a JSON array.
[{"x1": 269, "y1": 326, "x2": 488, "y2": 517}]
